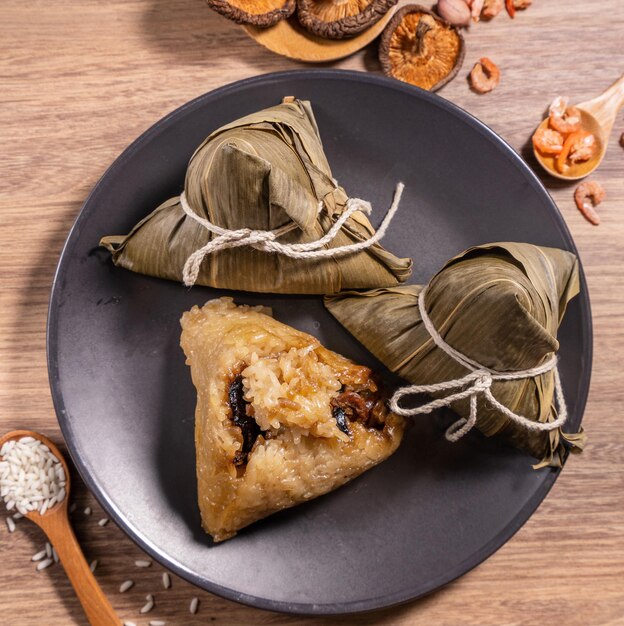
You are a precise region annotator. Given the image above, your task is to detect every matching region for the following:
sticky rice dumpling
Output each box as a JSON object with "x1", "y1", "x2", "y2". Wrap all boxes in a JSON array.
[
  {"x1": 101, "y1": 98, "x2": 412, "y2": 294},
  {"x1": 180, "y1": 298, "x2": 405, "y2": 542},
  {"x1": 325, "y1": 242, "x2": 586, "y2": 468}
]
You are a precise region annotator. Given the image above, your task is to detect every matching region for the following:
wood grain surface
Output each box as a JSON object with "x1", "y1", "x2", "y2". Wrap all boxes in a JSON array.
[{"x1": 1, "y1": 1, "x2": 623, "y2": 624}]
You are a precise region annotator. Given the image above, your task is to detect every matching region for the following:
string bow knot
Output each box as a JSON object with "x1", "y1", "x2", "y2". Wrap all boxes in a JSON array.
[
  {"x1": 388, "y1": 288, "x2": 568, "y2": 442},
  {"x1": 179, "y1": 183, "x2": 404, "y2": 287}
]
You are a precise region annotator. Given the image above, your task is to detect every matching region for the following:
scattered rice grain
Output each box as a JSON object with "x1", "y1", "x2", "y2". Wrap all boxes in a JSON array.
[
  {"x1": 32, "y1": 549, "x2": 47, "y2": 561},
  {"x1": 149, "y1": 621, "x2": 166, "y2": 626},
  {"x1": 140, "y1": 594, "x2": 155, "y2": 614},
  {"x1": 13, "y1": 512, "x2": 23, "y2": 519},
  {"x1": 162, "y1": 572, "x2": 171, "y2": 589},
  {"x1": 98, "y1": 518, "x2": 109, "y2": 527},
  {"x1": 69, "y1": 502, "x2": 77, "y2": 513},
  {"x1": 45, "y1": 542, "x2": 52, "y2": 558},
  {"x1": 37, "y1": 558, "x2": 53, "y2": 571},
  {"x1": 84, "y1": 506, "x2": 92, "y2": 515},
  {"x1": 135, "y1": 559, "x2": 151, "y2": 568},
  {"x1": 52, "y1": 547, "x2": 59, "y2": 563},
  {"x1": 190, "y1": 597, "x2": 199, "y2": 615},
  {"x1": 119, "y1": 580, "x2": 134, "y2": 593},
  {"x1": 6, "y1": 517, "x2": 16, "y2": 533},
  {"x1": 90, "y1": 559, "x2": 98, "y2": 573},
  {"x1": 123, "y1": 622, "x2": 137, "y2": 626}
]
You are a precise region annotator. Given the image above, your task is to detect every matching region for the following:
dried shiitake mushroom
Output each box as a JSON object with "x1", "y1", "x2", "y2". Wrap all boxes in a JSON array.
[
  {"x1": 379, "y1": 5, "x2": 465, "y2": 91},
  {"x1": 297, "y1": 0, "x2": 398, "y2": 39},
  {"x1": 206, "y1": 0, "x2": 296, "y2": 27}
]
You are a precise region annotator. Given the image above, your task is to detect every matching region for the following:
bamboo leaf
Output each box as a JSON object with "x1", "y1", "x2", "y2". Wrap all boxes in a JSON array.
[
  {"x1": 100, "y1": 98, "x2": 412, "y2": 294},
  {"x1": 325, "y1": 242, "x2": 582, "y2": 466}
]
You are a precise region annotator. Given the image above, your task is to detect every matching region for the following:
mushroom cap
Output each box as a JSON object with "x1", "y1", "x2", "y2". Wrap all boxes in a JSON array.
[
  {"x1": 297, "y1": 0, "x2": 399, "y2": 39},
  {"x1": 379, "y1": 5, "x2": 465, "y2": 91},
  {"x1": 206, "y1": 0, "x2": 296, "y2": 27}
]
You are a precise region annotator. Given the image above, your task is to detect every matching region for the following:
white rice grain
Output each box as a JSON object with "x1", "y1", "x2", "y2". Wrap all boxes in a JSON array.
[
  {"x1": 32, "y1": 549, "x2": 47, "y2": 561},
  {"x1": 52, "y1": 547, "x2": 59, "y2": 563},
  {"x1": 162, "y1": 572, "x2": 171, "y2": 589},
  {"x1": 190, "y1": 597, "x2": 199, "y2": 615},
  {"x1": 45, "y1": 542, "x2": 52, "y2": 558},
  {"x1": 69, "y1": 502, "x2": 77, "y2": 514},
  {"x1": 0, "y1": 435, "x2": 69, "y2": 517},
  {"x1": 13, "y1": 512, "x2": 23, "y2": 519},
  {"x1": 149, "y1": 621, "x2": 166, "y2": 626},
  {"x1": 140, "y1": 594, "x2": 155, "y2": 614},
  {"x1": 135, "y1": 559, "x2": 151, "y2": 568},
  {"x1": 84, "y1": 506, "x2": 91, "y2": 515},
  {"x1": 37, "y1": 558, "x2": 53, "y2": 571},
  {"x1": 123, "y1": 622, "x2": 137, "y2": 626},
  {"x1": 98, "y1": 518, "x2": 109, "y2": 527},
  {"x1": 119, "y1": 580, "x2": 134, "y2": 593},
  {"x1": 6, "y1": 517, "x2": 16, "y2": 533},
  {"x1": 89, "y1": 559, "x2": 98, "y2": 573}
]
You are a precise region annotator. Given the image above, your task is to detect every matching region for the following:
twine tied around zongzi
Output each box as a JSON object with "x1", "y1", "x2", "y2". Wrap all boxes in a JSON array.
[
  {"x1": 388, "y1": 287, "x2": 568, "y2": 442},
  {"x1": 179, "y1": 183, "x2": 405, "y2": 287}
]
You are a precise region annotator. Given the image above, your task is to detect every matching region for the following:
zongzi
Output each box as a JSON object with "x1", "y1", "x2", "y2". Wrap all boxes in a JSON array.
[
  {"x1": 325, "y1": 242, "x2": 586, "y2": 468},
  {"x1": 180, "y1": 297, "x2": 405, "y2": 542},
  {"x1": 101, "y1": 98, "x2": 412, "y2": 294}
]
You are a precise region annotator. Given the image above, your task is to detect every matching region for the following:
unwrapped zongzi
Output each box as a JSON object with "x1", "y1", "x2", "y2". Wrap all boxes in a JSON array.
[
  {"x1": 101, "y1": 98, "x2": 411, "y2": 294},
  {"x1": 181, "y1": 297, "x2": 405, "y2": 541},
  {"x1": 325, "y1": 242, "x2": 586, "y2": 467}
]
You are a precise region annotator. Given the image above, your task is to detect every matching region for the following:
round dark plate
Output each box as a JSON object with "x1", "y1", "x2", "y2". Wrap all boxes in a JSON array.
[{"x1": 47, "y1": 70, "x2": 592, "y2": 615}]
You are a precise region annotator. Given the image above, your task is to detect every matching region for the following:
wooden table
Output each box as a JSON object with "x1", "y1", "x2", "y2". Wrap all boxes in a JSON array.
[{"x1": 1, "y1": 2, "x2": 623, "y2": 624}]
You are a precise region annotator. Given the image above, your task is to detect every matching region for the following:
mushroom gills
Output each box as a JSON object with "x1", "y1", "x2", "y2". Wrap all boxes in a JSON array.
[
  {"x1": 206, "y1": 0, "x2": 296, "y2": 27},
  {"x1": 297, "y1": 0, "x2": 398, "y2": 39},
  {"x1": 379, "y1": 5, "x2": 465, "y2": 91}
]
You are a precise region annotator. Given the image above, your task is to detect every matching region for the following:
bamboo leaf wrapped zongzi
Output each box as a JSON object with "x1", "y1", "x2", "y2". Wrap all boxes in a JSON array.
[
  {"x1": 100, "y1": 98, "x2": 412, "y2": 294},
  {"x1": 325, "y1": 242, "x2": 586, "y2": 468}
]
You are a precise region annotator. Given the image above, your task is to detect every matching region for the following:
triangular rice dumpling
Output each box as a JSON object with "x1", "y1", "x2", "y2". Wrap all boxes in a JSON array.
[
  {"x1": 101, "y1": 98, "x2": 412, "y2": 294},
  {"x1": 180, "y1": 298, "x2": 405, "y2": 542},
  {"x1": 325, "y1": 242, "x2": 585, "y2": 468}
]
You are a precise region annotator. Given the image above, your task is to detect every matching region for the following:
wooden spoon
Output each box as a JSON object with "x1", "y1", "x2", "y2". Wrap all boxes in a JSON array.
[
  {"x1": 243, "y1": 0, "x2": 410, "y2": 63},
  {"x1": 533, "y1": 74, "x2": 624, "y2": 181},
  {"x1": 0, "y1": 430, "x2": 120, "y2": 626}
]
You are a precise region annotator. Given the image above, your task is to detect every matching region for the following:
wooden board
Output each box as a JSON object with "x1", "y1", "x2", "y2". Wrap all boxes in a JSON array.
[
  {"x1": 243, "y1": 8, "x2": 398, "y2": 62},
  {"x1": 1, "y1": 1, "x2": 623, "y2": 624}
]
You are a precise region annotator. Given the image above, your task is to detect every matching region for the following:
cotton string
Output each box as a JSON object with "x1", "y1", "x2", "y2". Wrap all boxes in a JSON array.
[
  {"x1": 388, "y1": 287, "x2": 568, "y2": 442},
  {"x1": 179, "y1": 182, "x2": 405, "y2": 287}
]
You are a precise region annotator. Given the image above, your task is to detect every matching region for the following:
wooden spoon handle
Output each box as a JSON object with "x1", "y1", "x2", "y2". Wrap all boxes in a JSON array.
[
  {"x1": 44, "y1": 519, "x2": 120, "y2": 626},
  {"x1": 578, "y1": 74, "x2": 624, "y2": 136}
]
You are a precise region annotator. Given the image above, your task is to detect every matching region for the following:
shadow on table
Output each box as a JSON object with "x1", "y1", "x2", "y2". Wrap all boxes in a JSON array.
[
  {"x1": 140, "y1": 0, "x2": 302, "y2": 70},
  {"x1": 3, "y1": 206, "x2": 92, "y2": 624},
  {"x1": 139, "y1": 0, "x2": 385, "y2": 75}
]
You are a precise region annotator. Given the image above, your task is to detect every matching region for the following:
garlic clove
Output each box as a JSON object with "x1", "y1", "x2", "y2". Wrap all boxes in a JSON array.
[{"x1": 436, "y1": 0, "x2": 472, "y2": 26}]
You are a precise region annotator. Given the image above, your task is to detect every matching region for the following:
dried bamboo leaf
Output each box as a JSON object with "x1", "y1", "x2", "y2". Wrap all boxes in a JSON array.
[
  {"x1": 100, "y1": 99, "x2": 412, "y2": 294},
  {"x1": 325, "y1": 242, "x2": 586, "y2": 466}
]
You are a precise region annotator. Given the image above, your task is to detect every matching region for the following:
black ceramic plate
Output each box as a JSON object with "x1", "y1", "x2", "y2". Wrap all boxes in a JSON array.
[{"x1": 47, "y1": 70, "x2": 592, "y2": 615}]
